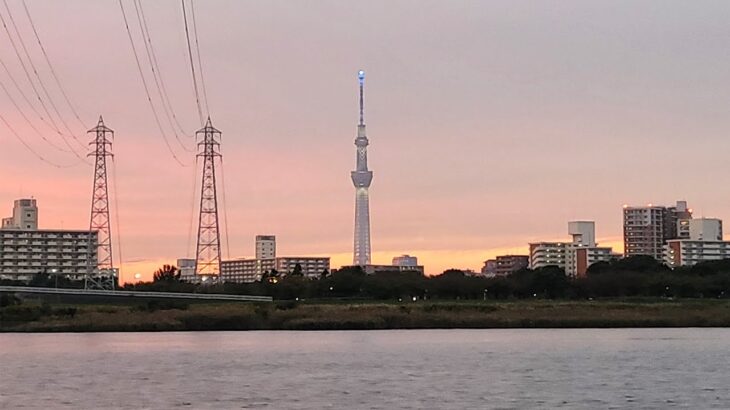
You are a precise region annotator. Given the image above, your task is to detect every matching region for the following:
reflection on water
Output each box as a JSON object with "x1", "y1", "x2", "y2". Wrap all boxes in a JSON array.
[{"x1": 1, "y1": 329, "x2": 729, "y2": 409}]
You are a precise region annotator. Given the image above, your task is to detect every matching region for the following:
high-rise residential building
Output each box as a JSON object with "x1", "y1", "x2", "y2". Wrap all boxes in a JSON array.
[
  {"x1": 623, "y1": 200, "x2": 692, "y2": 260},
  {"x1": 530, "y1": 221, "x2": 615, "y2": 276},
  {"x1": 2, "y1": 199, "x2": 38, "y2": 230},
  {"x1": 0, "y1": 199, "x2": 98, "y2": 281},
  {"x1": 392, "y1": 255, "x2": 418, "y2": 267},
  {"x1": 0, "y1": 229, "x2": 98, "y2": 281},
  {"x1": 482, "y1": 255, "x2": 529, "y2": 277},
  {"x1": 665, "y1": 218, "x2": 730, "y2": 267},
  {"x1": 255, "y1": 235, "x2": 276, "y2": 260},
  {"x1": 351, "y1": 70, "x2": 373, "y2": 266}
]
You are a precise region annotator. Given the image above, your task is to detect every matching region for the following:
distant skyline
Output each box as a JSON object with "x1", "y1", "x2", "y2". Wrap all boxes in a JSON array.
[{"x1": 1, "y1": 1, "x2": 729, "y2": 282}]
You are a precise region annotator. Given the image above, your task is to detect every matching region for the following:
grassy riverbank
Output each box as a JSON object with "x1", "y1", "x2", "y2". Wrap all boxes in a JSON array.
[{"x1": 2, "y1": 298, "x2": 730, "y2": 331}]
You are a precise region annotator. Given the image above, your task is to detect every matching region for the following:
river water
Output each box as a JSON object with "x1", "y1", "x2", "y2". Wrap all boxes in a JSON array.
[{"x1": 1, "y1": 329, "x2": 728, "y2": 409}]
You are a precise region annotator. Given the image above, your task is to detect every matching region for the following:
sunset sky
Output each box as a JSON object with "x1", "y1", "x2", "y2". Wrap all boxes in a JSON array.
[{"x1": 1, "y1": 1, "x2": 730, "y2": 282}]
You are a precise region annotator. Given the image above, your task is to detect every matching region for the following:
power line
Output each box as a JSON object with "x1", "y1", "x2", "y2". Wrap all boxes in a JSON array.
[
  {"x1": 0, "y1": 49, "x2": 46, "y2": 127},
  {"x1": 189, "y1": 0, "x2": 209, "y2": 117},
  {"x1": 0, "y1": 4, "x2": 87, "y2": 160},
  {"x1": 0, "y1": 75, "x2": 75, "y2": 155},
  {"x1": 20, "y1": 0, "x2": 86, "y2": 129},
  {"x1": 132, "y1": 0, "x2": 194, "y2": 152},
  {"x1": 0, "y1": 1, "x2": 86, "y2": 148},
  {"x1": 186, "y1": 156, "x2": 199, "y2": 258},
  {"x1": 111, "y1": 157, "x2": 124, "y2": 285},
  {"x1": 3, "y1": 0, "x2": 87, "y2": 153},
  {"x1": 220, "y1": 158, "x2": 230, "y2": 259},
  {"x1": 0, "y1": 109, "x2": 76, "y2": 168},
  {"x1": 118, "y1": 0, "x2": 188, "y2": 167},
  {"x1": 181, "y1": 0, "x2": 204, "y2": 125}
]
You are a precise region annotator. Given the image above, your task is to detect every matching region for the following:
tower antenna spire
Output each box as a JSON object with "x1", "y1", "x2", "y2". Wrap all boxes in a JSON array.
[{"x1": 358, "y1": 70, "x2": 365, "y2": 125}]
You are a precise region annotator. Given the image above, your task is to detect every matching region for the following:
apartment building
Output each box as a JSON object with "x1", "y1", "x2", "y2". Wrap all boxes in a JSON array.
[
  {"x1": 623, "y1": 200, "x2": 692, "y2": 260},
  {"x1": 0, "y1": 199, "x2": 98, "y2": 281},
  {"x1": 665, "y1": 218, "x2": 730, "y2": 267}
]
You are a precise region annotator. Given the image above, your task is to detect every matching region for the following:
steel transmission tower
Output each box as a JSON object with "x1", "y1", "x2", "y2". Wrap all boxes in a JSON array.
[
  {"x1": 194, "y1": 117, "x2": 223, "y2": 282},
  {"x1": 351, "y1": 70, "x2": 373, "y2": 265},
  {"x1": 86, "y1": 116, "x2": 116, "y2": 290}
]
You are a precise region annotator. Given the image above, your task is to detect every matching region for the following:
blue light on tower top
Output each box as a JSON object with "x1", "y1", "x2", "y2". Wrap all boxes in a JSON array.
[{"x1": 358, "y1": 70, "x2": 365, "y2": 84}]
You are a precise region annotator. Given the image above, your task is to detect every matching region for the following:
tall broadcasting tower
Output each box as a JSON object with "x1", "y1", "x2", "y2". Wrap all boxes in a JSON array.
[
  {"x1": 194, "y1": 118, "x2": 223, "y2": 281},
  {"x1": 86, "y1": 116, "x2": 115, "y2": 290},
  {"x1": 351, "y1": 70, "x2": 373, "y2": 265}
]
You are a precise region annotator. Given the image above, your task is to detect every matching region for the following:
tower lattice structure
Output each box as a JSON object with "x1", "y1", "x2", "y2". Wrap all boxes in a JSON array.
[
  {"x1": 351, "y1": 70, "x2": 373, "y2": 265},
  {"x1": 86, "y1": 116, "x2": 116, "y2": 290},
  {"x1": 194, "y1": 117, "x2": 223, "y2": 281}
]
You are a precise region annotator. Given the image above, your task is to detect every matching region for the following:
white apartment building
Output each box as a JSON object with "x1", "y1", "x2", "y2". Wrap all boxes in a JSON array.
[
  {"x1": 255, "y1": 235, "x2": 276, "y2": 259},
  {"x1": 220, "y1": 258, "x2": 274, "y2": 283},
  {"x1": 565, "y1": 246, "x2": 616, "y2": 277},
  {"x1": 0, "y1": 229, "x2": 98, "y2": 281},
  {"x1": 665, "y1": 218, "x2": 730, "y2": 267},
  {"x1": 177, "y1": 258, "x2": 197, "y2": 282},
  {"x1": 568, "y1": 221, "x2": 595, "y2": 247},
  {"x1": 2, "y1": 199, "x2": 38, "y2": 230},
  {"x1": 276, "y1": 257, "x2": 330, "y2": 278},
  {"x1": 220, "y1": 257, "x2": 330, "y2": 283},
  {"x1": 0, "y1": 199, "x2": 98, "y2": 281},
  {"x1": 530, "y1": 221, "x2": 615, "y2": 276},
  {"x1": 529, "y1": 242, "x2": 568, "y2": 270}
]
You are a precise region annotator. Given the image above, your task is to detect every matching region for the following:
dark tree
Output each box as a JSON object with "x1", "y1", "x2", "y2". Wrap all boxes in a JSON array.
[
  {"x1": 291, "y1": 263, "x2": 304, "y2": 276},
  {"x1": 153, "y1": 265, "x2": 180, "y2": 282}
]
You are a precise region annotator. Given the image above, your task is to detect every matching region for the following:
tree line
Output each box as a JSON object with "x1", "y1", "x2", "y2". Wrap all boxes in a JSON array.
[
  {"x1": 4, "y1": 256, "x2": 730, "y2": 301},
  {"x1": 125, "y1": 256, "x2": 730, "y2": 300}
]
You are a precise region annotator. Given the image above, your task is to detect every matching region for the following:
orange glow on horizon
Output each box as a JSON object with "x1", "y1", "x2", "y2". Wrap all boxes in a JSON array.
[{"x1": 119, "y1": 238, "x2": 626, "y2": 284}]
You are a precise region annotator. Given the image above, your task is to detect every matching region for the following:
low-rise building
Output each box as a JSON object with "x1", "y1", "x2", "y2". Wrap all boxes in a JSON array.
[
  {"x1": 220, "y1": 258, "x2": 274, "y2": 283},
  {"x1": 482, "y1": 255, "x2": 528, "y2": 277},
  {"x1": 481, "y1": 259, "x2": 497, "y2": 276},
  {"x1": 276, "y1": 257, "x2": 330, "y2": 278},
  {"x1": 220, "y1": 256, "x2": 330, "y2": 283},
  {"x1": 392, "y1": 254, "x2": 418, "y2": 267},
  {"x1": 216, "y1": 235, "x2": 330, "y2": 283},
  {"x1": 337, "y1": 264, "x2": 425, "y2": 275}
]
